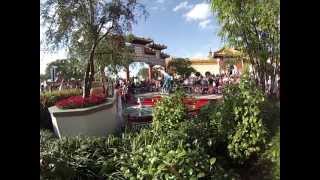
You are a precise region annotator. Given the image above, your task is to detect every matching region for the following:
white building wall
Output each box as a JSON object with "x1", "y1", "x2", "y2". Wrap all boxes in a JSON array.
[{"x1": 190, "y1": 64, "x2": 220, "y2": 76}]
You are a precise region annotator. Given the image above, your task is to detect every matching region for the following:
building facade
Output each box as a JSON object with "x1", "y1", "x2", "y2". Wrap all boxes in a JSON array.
[
  {"x1": 166, "y1": 47, "x2": 245, "y2": 76},
  {"x1": 125, "y1": 35, "x2": 169, "y2": 80}
]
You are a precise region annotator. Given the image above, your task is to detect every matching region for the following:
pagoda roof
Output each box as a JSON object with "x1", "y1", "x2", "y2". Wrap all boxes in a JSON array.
[
  {"x1": 213, "y1": 47, "x2": 242, "y2": 58},
  {"x1": 129, "y1": 36, "x2": 153, "y2": 45},
  {"x1": 160, "y1": 52, "x2": 170, "y2": 59},
  {"x1": 147, "y1": 43, "x2": 167, "y2": 50},
  {"x1": 144, "y1": 47, "x2": 156, "y2": 55}
]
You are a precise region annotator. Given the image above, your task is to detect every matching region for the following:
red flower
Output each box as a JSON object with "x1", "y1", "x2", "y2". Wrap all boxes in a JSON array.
[{"x1": 55, "y1": 95, "x2": 106, "y2": 109}]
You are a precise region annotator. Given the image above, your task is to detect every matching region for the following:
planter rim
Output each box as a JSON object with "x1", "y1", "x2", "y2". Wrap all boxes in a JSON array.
[{"x1": 49, "y1": 97, "x2": 115, "y2": 117}]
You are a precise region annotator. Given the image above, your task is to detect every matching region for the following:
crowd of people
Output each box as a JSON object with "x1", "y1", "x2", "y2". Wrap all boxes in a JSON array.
[
  {"x1": 178, "y1": 73, "x2": 241, "y2": 95},
  {"x1": 41, "y1": 70, "x2": 279, "y2": 99},
  {"x1": 113, "y1": 72, "x2": 242, "y2": 101},
  {"x1": 40, "y1": 79, "x2": 82, "y2": 93}
]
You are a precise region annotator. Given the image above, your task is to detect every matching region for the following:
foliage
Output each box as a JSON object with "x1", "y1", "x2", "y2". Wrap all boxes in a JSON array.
[
  {"x1": 137, "y1": 67, "x2": 149, "y2": 80},
  {"x1": 209, "y1": 73, "x2": 267, "y2": 163},
  {"x1": 152, "y1": 90, "x2": 187, "y2": 132},
  {"x1": 259, "y1": 128, "x2": 280, "y2": 180},
  {"x1": 44, "y1": 58, "x2": 84, "y2": 81},
  {"x1": 40, "y1": 74, "x2": 49, "y2": 81},
  {"x1": 167, "y1": 58, "x2": 196, "y2": 77},
  {"x1": 41, "y1": 89, "x2": 82, "y2": 107},
  {"x1": 55, "y1": 95, "x2": 106, "y2": 109},
  {"x1": 115, "y1": 91, "x2": 235, "y2": 179},
  {"x1": 210, "y1": 0, "x2": 280, "y2": 93},
  {"x1": 40, "y1": 130, "x2": 126, "y2": 179},
  {"x1": 118, "y1": 124, "x2": 219, "y2": 179},
  {"x1": 260, "y1": 98, "x2": 280, "y2": 138}
]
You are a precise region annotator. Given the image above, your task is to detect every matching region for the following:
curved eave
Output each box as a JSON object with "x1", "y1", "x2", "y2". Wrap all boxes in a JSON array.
[
  {"x1": 147, "y1": 43, "x2": 167, "y2": 50},
  {"x1": 130, "y1": 36, "x2": 153, "y2": 45},
  {"x1": 161, "y1": 55, "x2": 170, "y2": 59}
]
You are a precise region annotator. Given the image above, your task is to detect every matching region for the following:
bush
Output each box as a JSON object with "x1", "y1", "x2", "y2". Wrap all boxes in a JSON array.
[
  {"x1": 259, "y1": 128, "x2": 280, "y2": 180},
  {"x1": 261, "y1": 98, "x2": 280, "y2": 139},
  {"x1": 118, "y1": 122, "x2": 220, "y2": 179},
  {"x1": 116, "y1": 89, "x2": 240, "y2": 179},
  {"x1": 40, "y1": 130, "x2": 124, "y2": 179},
  {"x1": 152, "y1": 90, "x2": 187, "y2": 132},
  {"x1": 41, "y1": 89, "x2": 82, "y2": 107},
  {"x1": 208, "y1": 73, "x2": 268, "y2": 164}
]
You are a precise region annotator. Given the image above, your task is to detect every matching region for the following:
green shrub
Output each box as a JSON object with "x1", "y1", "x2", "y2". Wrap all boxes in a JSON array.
[
  {"x1": 116, "y1": 89, "x2": 239, "y2": 179},
  {"x1": 40, "y1": 89, "x2": 82, "y2": 107},
  {"x1": 259, "y1": 128, "x2": 280, "y2": 180},
  {"x1": 118, "y1": 122, "x2": 219, "y2": 179},
  {"x1": 208, "y1": 73, "x2": 267, "y2": 164},
  {"x1": 152, "y1": 90, "x2": 187, "y2": 132},
  {"x1": 261, "y1": 98, "x2": 280, "y2": 139},
  {"x1": 40, "y1": 130, "x2": 124, "y2": 179}
]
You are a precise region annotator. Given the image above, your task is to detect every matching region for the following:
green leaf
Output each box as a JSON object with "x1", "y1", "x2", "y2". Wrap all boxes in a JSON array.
[
  {"x1": 188, "y1": 168, "x2": 193, "y2": 175},
  {"x1": 210, "y1": 157, "x2": 216, "y2": 165},
  {"x1": 197, "y1": 172, "x2": 205, "y2": 178}
]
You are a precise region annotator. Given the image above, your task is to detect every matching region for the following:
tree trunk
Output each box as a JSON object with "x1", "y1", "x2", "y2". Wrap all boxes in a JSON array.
[
  {"x1": 100, "y1": 66, "x2": 106, "y2": 95},
  {"x1": 269, "y1": 62, "x2": 276, "y2": 96},
  {"x1": 259, "y1": 69, "x2": 266, "y2": 93},
  {"x1": 83, "y1": 44, "x2": 98, "y2": 98}
]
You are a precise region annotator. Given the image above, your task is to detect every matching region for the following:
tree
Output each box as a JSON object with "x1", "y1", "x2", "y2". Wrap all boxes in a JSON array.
[
  {"x1": 41, "y1": 0, "x2": 147, "y2": 97},
  {"x1": 40, "y1": 74, "x2": 49, "y2": 81},
  {"x1": 210, "y1": 0, "x2": 280, "y2": 95},
  {"x1": 44, "y1": 58, "x2": 84, "y2": 81},
  {"x1": 167, "y1": 58, "x2": 196, "y2": 78},
  {"x1": 94, "y1": 36, "x2": 134, "y2": 93},
  {"x1": 137, "y1": 67, "x2": 149, "y2": 80}
]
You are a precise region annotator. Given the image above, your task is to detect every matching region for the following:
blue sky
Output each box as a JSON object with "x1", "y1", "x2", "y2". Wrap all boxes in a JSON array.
[
  {"x1": 131, "y1": 0, "x2": 222, "y2": 58},
  {"x1": 40, "y1": 0, "x2": 223, "y2": 74}
]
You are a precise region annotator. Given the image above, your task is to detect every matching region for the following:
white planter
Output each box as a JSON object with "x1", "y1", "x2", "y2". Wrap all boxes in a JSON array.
[{"x1": 48, "y1": 91, "x2": 122, "y2": 138}]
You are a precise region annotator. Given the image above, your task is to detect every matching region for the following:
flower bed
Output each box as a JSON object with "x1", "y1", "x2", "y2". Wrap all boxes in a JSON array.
[
  {"x1": 55, "y1": 95, "x2": 106, "y2": 109},
  {"x1": 41, "y1": 89, "x2": 83, "y2": 107}
]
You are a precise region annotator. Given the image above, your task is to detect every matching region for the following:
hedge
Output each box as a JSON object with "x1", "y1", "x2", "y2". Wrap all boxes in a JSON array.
[{"x1": 40, "y1": 89, "x2": 83, "y2": 108}]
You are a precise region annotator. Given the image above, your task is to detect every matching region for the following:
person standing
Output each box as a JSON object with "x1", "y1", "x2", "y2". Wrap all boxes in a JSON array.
[{"x1": 41, "y1": 83, "x2": 44, "y2": 93}]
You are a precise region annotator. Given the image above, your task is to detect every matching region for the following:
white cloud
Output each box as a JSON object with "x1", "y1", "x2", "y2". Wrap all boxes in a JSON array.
[
  {"x1": 156, "y1": 0, "x2": 165, "y2": 4},
  {"x1": 173, "y1": 1, "x2": 193, "y2": 12},
  {"x1": 184, "y1": 3, "x2": 211, "y2": 21},
  {"x1": 182, "y1": 2, "x2": 214, "y2": 29},
  {"x1": 199, "y1": 19, "x2": 212, "y2": 29}
]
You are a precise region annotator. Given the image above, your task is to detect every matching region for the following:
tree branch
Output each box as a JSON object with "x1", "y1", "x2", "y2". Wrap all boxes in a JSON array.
[{"x1": 97, "y1": 21, "x2": 115, "y2": 43}]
